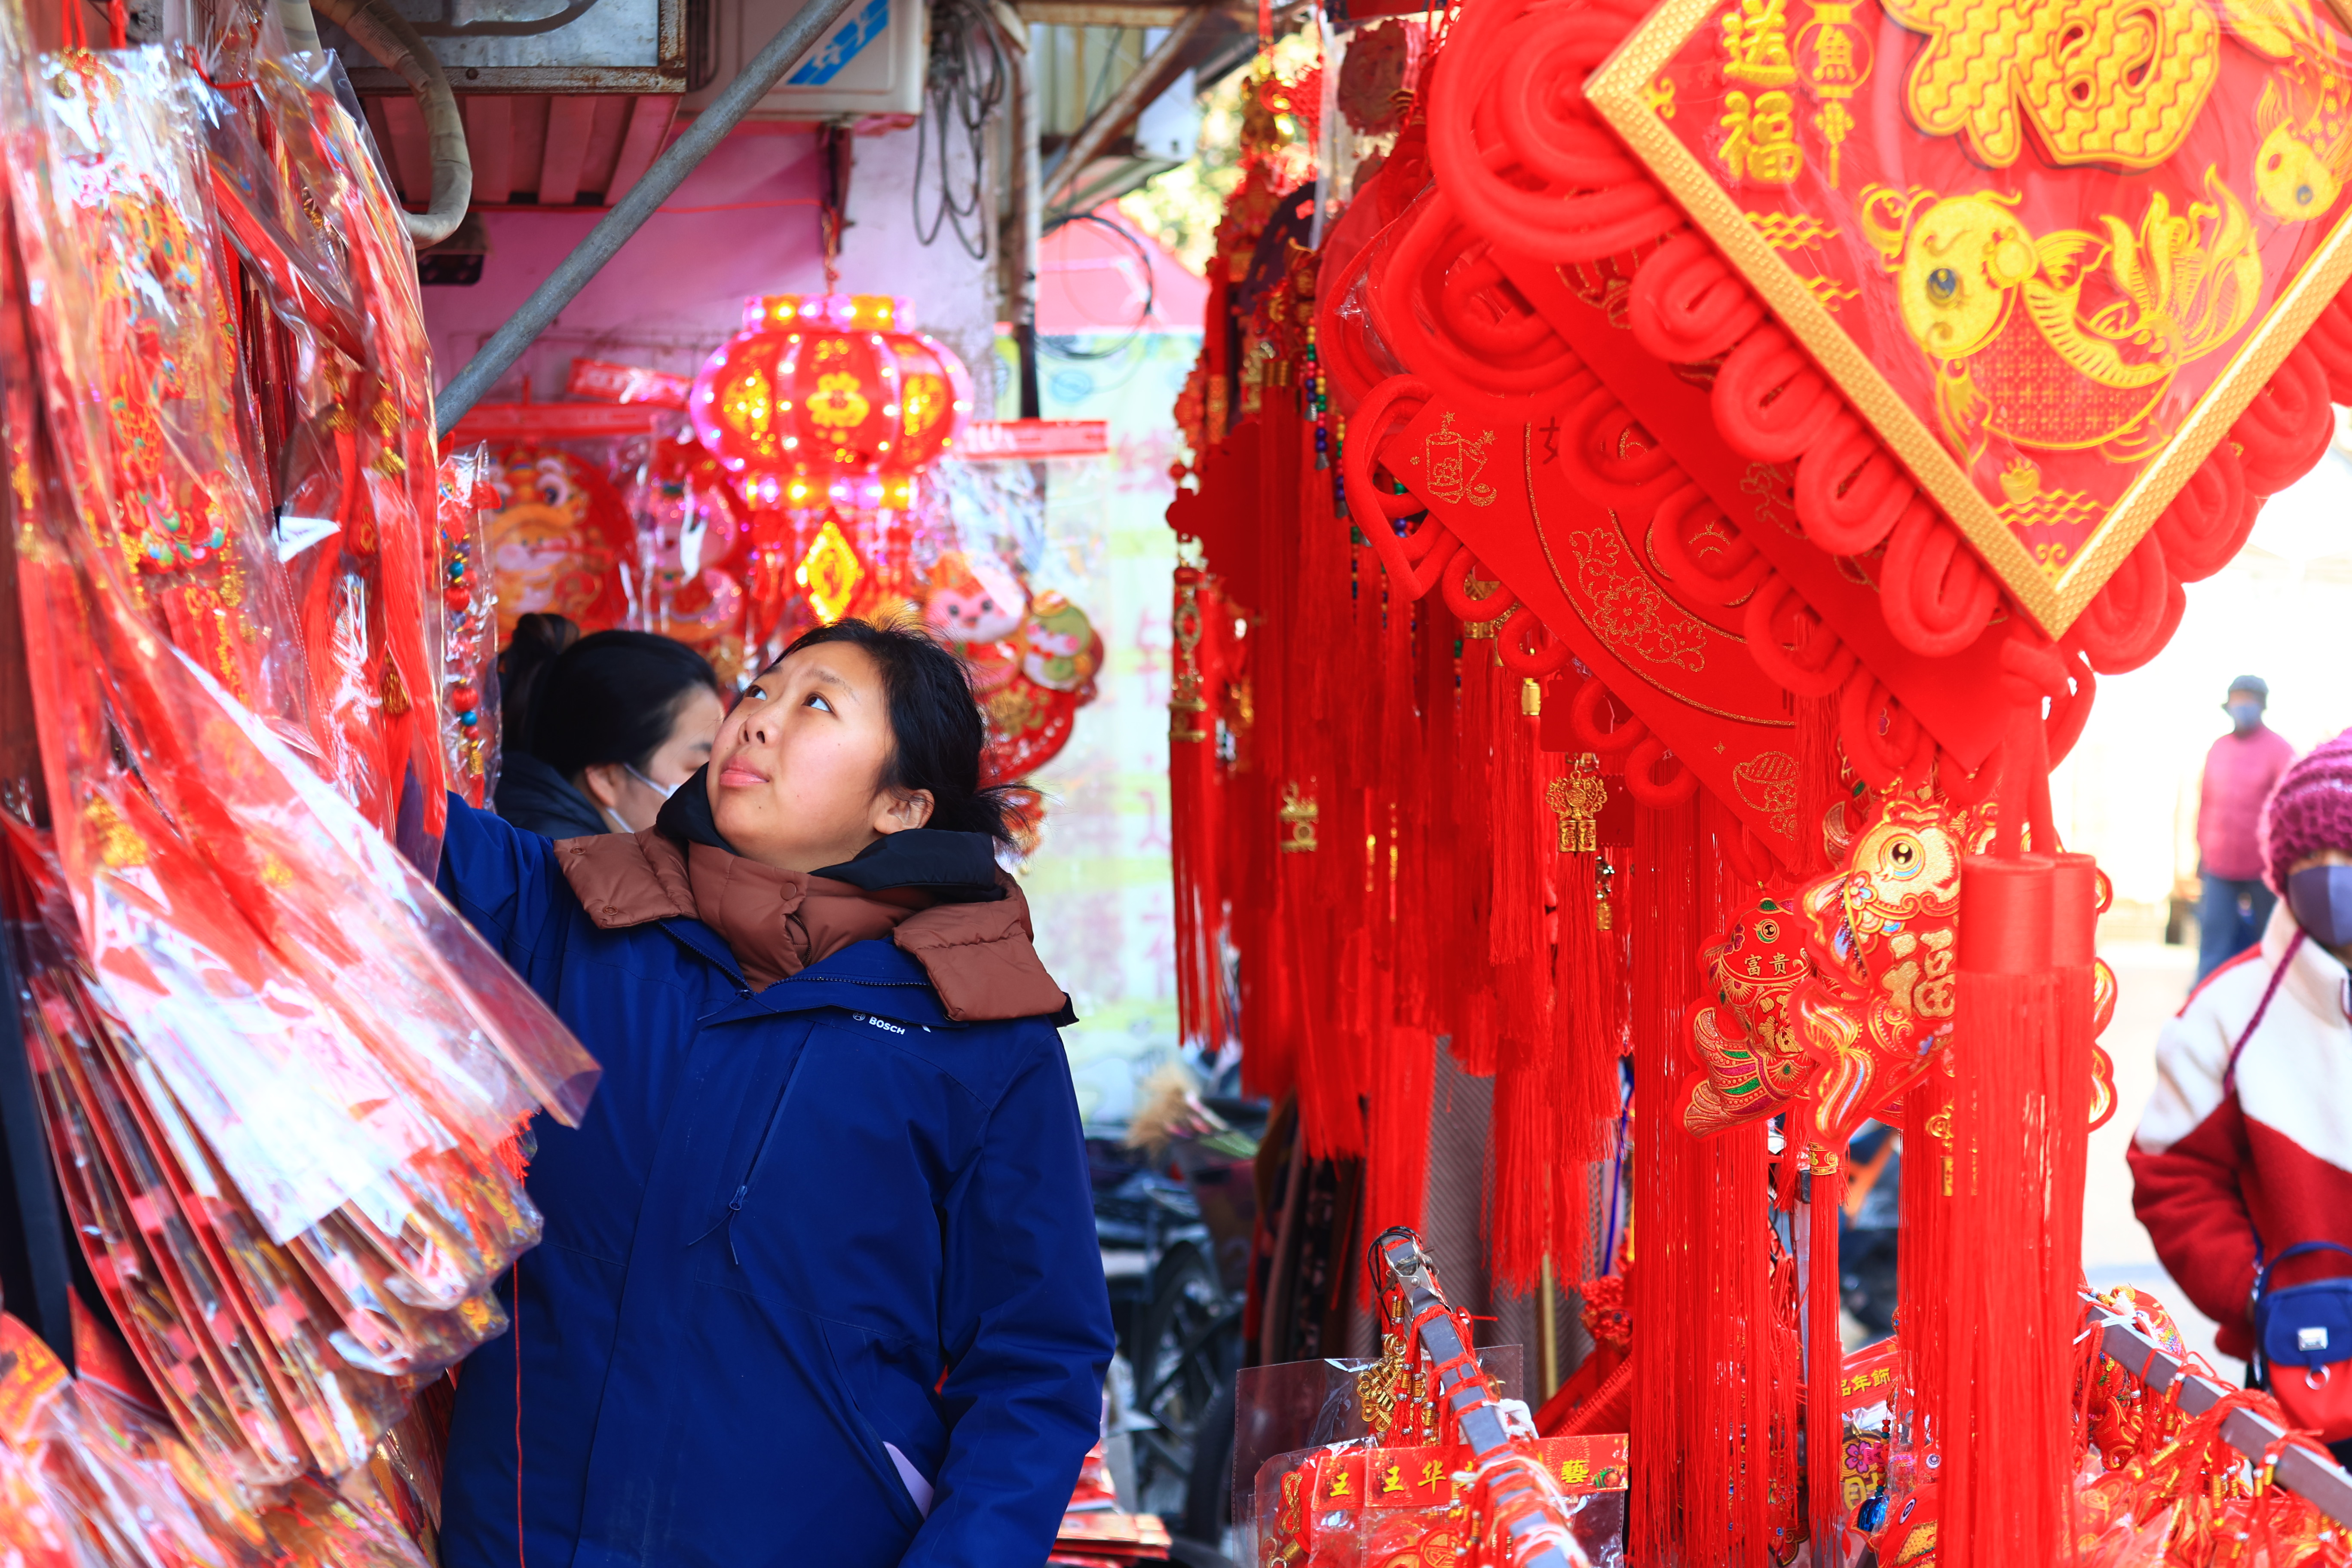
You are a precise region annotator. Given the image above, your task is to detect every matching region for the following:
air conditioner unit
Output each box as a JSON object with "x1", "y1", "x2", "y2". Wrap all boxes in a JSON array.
[
  {"x1": 324, "y1": 0, "x2": 686, "y2": 94},
  {"x1": 683, "y1": 0, "x2": 928, "y2": 122}
]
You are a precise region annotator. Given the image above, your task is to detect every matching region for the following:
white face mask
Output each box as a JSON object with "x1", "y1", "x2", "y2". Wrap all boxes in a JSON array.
[{"x1": 625, "y1": 762, "x2": 681, "y2": 801}]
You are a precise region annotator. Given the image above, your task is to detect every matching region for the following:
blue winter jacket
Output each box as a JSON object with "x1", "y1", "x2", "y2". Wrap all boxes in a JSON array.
[{"x1": 431, "y1": 797, "x2": 1114, "y2": 1568}]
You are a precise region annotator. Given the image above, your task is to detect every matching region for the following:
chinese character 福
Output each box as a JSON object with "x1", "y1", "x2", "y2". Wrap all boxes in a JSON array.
[{"x1": 1721, "y1": 91, "x2": 1803, "y2": 184}]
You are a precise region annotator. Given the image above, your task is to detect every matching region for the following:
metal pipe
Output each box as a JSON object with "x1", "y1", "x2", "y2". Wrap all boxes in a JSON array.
[
  {"x1": 995, "y1": 0, "x2": 1041, "y2": 420},
  {"x1": 433, "y1": 0, "x2": 865, "y2": 438},
  {"x1": 279, "y1": 0, "x2": 324, "y2": 58},
  {"x1": 1041, "y1": 4, "x2": 1206, "y2": 215},
  {"x1": 309, "y1": 0, "x2": 473, "y2": 248}
]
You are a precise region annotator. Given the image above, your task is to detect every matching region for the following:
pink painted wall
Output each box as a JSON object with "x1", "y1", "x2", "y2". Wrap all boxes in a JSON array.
[{"x1": 423, "y1": 124, "x2": 1006, "y2": 415}]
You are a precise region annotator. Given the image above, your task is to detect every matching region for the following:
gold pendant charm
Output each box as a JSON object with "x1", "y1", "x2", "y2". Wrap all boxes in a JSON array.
[{"x1": 1545, "y1": 753, "x2": 1607, "y2": 853}]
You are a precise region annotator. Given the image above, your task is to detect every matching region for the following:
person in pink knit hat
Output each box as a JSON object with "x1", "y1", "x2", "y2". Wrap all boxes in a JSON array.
[{"x1": 2133, "y1": 729, "x2": 2352, "y2": 1459}]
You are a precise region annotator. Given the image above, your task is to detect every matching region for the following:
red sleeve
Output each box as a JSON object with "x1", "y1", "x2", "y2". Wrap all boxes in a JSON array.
[{"x1": 2128, "y1": 1105, "x2": 2259, "y2": 1359}]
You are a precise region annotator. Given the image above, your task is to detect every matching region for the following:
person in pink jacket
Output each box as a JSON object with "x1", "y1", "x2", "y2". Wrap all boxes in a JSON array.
[
  {"x1": 2132, "y1": 731, "x2": 2352, "y2": 1462},
  {"x1": 2195, "y1": 676, "x2": 2297, "y2": 980}
]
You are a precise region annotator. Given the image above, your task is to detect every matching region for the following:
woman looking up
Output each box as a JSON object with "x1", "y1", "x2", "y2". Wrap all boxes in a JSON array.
[
  {"x1": 434, "y1": 617, "x2": 1113, "y2": 1568},
  {"x1": 495, "y1": 622, "x2": 725, "y2": 838}
]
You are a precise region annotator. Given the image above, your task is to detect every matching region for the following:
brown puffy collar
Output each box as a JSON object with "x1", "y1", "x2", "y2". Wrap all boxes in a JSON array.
[{"x1": 556, "y1": 831, "x2": 1069, "y2": 1023}]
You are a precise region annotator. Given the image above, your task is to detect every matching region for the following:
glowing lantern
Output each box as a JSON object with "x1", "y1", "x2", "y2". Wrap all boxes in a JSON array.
[
  {"x1": 688, "y1": 324, "x2": 790, "y2": 475},
  {"x1": 880, "y1": 331, "x2": 973, "y2": 475},
  {"x1": 776, "y1": 329, "x2": 901, "y2": 475},
  {"x1": 691, "y1": 294, "x2": 910, "y2": 482}
]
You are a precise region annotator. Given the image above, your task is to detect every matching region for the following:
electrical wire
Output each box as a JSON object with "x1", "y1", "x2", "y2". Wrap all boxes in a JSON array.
[
  {"x1": 912, "y1": 0, "x2": 1005, "y2": 258},
  {"x1": 1038, "y1": 208, "x2": 1158, "y2": 361}
]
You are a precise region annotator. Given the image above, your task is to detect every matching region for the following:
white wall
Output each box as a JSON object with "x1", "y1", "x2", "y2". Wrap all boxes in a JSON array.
[
  {"x1": 425, "y1": 123, "x2": 1001, "y2": 417},
  {"x1": 2053, "y1": 438, "x2": 2352, "y2": 906}
]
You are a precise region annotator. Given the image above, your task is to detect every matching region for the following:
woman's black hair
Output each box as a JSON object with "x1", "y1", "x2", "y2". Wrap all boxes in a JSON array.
[
  {"x1": 516, "y1": 628, "x2": 722, "y2": 778},
  {"x1": 780, "y1": 618, "x2": 1018, "y2": 844},
  {"x1": 498, "y1": 612, "x2": 579, "y2": 750}
]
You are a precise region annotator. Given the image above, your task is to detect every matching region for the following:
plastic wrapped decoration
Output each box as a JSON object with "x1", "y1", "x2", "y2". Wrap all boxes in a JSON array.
[
  {"x1": 178, "y1": 25, "x2": 451, "y2": 847},
  {"x1": 205, "y1": 28, "x2": 453, "y2": 851},
  {"x1": 485, "y1": 444, "x2": 636, "y2": 640},
  {"x1": 2, "y1": 55, "x2": 598, "y2": 1511},
  {"x1": 438, "y1": 447, "x2": 501, "y2": 806},
  {"x1": 8, "y1": 819, "x2": 518, "y2": 1488},
  {"x1": 0, "y1": 46, "x2": 309, "y2": 732},
  {"x1": 631, "y1": 433, "x2": 749, "y2": 683},
  {"x1": 1250, "y1": 1230, "x2": 1618, "y2": 1568},
  {"x1": 5, "y1": 280, "x2": 600, "y2": 1233},
  {"x1": 0, "y1": 1311, "x2": 431, "y2": 1568},
  {"x1": 920, "y1": 551, "x2": 1102, "y2": 787}
]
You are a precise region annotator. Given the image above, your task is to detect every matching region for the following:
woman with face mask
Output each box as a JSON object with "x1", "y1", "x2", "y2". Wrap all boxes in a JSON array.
[
  {"x1": 431, "y1": 618, "x2": 1112, "y2": 1568},
  {"x1": 494, "y1": 625, "x2": 726, "y2": 838},
  {"x1": 2133, "y1": 731, "x2": 2352, "y2": 1461}
]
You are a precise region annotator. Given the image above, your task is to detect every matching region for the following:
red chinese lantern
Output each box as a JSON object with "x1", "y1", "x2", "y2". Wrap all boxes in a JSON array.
[
  {"x1": 688, "y1": 313, "x2": 790, "y2": 476},
  {"x1": 690, "y1": 294, "x2": 910, "y2": 483},
  {"x1": 775, "y1": 327, "x2": 902, "y2": 475},
  {"x1": 880, "y1": 330, "x2": 973, "y2": 475}
]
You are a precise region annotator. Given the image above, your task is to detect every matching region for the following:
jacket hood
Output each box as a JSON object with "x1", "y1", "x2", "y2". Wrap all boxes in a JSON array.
[
  {"x1": 496, "y1": 752, "x2": 611, "y2": 841},
  {"x1": 567, "y1": 767, "x2": 1063, "y2": 1022}
]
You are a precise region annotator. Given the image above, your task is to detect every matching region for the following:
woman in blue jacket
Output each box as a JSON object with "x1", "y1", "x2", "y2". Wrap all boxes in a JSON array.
[{"x1": 432, "y1": 618, "x2": 1115, "y2": 1568}]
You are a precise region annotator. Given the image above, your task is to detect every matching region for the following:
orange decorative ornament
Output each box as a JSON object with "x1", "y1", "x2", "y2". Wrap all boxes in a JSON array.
[{"x1": 1681, "y1": 796, "x2": 1969, "y2": 1150}]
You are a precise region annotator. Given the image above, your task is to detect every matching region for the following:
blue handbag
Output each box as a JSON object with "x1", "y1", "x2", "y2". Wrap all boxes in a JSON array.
[{"x1": 2252, "y1": 1240, "x2": 2352, "y2": 1441}]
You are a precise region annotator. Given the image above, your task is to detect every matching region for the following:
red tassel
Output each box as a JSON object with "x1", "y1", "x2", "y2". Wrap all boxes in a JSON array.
[
  {"x1": 1897, "y1": 1066, "x2": 1951, "y2": 1419},
  {"x1": 1365, "y1": 1026, "x2": 1434, "y2": 1240},
  {"x1": 1807, "y1": 1164, "x2": 1847, "y2": 1557},
  {"x1": 1795, "y1": 691, "x2": 1840, "y2": 876},
  {"x1": 1924, "y1": 848, "x2": 2092, "y2": 1568},
  {"x1": 1554, "y1": 852, "x2": 1620, "y2": 1163},
  {"x1": 1169, "y1": 569, "x2": 1228, "y2": 1054},
  {"x1": 1489, "y1": 652, "x2": 1542, "y2": 969},
  {"x1": 1627, "y1": 799, "x2": 1786, "y2": 1561},
  {"x1": 1490, "y1": 1016, "x2": 1555, "y2": 1295}
]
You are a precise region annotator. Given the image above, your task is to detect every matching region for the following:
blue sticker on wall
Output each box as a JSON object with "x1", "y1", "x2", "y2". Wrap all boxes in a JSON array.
[{"x1": 787, "y1": 0, "x2": 891, "y2": 86}]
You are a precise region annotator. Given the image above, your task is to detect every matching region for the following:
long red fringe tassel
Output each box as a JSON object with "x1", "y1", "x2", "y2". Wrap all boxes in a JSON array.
[
  {"x1": 1629, "y1": 799, "x2": 1783, "y2": 1563},
  {"x1": 1168, "y1": 567, "x2": 1228, "y2": 1055},
  {"x1": 1920, "y1": 651, "x2": 2095, "y2": 1568}
]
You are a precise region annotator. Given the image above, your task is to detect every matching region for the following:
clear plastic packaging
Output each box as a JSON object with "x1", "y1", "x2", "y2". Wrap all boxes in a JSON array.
[
  {"x1": 0, "y1": 1309, "x2": 434, "y2": 1567},
  {"x1": 0, "y1": 0, "x2": 597, "y2": 1498},
  {"x1": 437, "y1": 447, "x2": 502, "y2": 807}
]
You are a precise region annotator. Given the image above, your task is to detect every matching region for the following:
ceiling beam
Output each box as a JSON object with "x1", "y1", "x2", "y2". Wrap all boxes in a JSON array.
[{"x1": 1041, "y1": 3, "x2": 1208, "y2": 215}]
